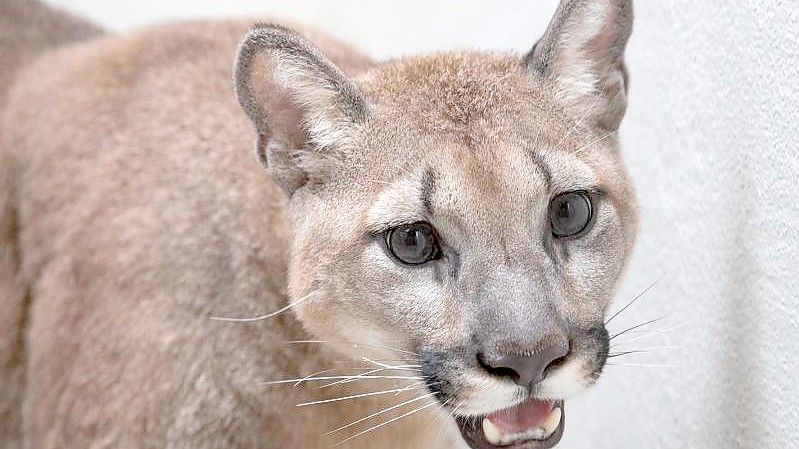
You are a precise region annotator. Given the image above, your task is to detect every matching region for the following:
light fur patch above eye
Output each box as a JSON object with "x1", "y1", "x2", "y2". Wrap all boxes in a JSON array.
[
  {"x1": 543, "y1": 150, "x2": 600, "y2": 194},
  {"x1": 366, "y1": 174, "x2": 429, "y2": 235}
]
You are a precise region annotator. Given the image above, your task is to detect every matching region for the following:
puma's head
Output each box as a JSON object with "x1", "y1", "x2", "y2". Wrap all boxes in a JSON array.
[{"x1": 235, "y1": 0, "x2": 636, "y2": 447}]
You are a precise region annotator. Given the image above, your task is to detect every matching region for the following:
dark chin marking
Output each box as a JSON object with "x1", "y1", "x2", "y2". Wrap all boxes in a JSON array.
[
  {"x1": 420, "y1": 350, "x2": 447, "y2": 400},
  {"x1": 419, "y1": 348, "x2": 467, "y2": 404},
  {"x1": 570, "y1": 323, "x2": 611, "y2": 375},
  {"x1": 590, "y1": 323, "x2": 610, "y2": 370}
]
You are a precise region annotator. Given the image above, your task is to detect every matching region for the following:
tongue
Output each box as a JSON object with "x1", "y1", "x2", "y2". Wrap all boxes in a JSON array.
[{"x1": 485, "y1": 399, "x2": 554, "y2": 435}]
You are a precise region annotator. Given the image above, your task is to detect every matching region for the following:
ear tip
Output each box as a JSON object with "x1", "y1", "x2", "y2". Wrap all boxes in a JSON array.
[
  {"x1": 250, "y1": 22, "x2": 289, "y2": 33},
  {"x1": 247, "y1": 22, "x2": 304, "y2": 40}
]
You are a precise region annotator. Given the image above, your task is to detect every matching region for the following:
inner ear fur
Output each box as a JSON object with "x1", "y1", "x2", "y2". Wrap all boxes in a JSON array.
[
  {"x1": 234, "y1": 24, "x2": 370, "y2": 194},
  {"x1": 526, "y1": 0, "x2": 633, "y2": 131}
]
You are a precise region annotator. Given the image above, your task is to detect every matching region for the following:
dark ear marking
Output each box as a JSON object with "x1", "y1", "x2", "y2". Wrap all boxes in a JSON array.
[{"x1": 233, "y1": 24, "x2": 370, "y2": 194}]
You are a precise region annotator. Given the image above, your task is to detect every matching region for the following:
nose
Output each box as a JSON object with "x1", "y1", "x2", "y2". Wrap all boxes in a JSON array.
[{"x1": 478, "y1": 343, "x2": 569, "y2": 388}]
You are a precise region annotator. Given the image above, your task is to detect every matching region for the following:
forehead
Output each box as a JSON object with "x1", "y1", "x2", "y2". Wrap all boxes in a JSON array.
[
  {"x1": 365, "y1": 137, "x2": 601, "y2": 231},
  {"x1": 356, "y1": 51, "x2": 625, "y2": 228},
  {"x1": 359, "y1": 52, "x2": 600, "y2": 175},
  {"x1": 361, "y1": 52, "x2": 545, "y2": 134}
]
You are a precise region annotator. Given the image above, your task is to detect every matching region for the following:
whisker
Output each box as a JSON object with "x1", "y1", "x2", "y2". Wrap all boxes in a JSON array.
[
  {"x1": 361, "y1": 357, "x2": 422, "y2": 369},
  {"x1": 209, "y1": 291, "x2": 318, "y2": 322},
  {"x1": 285, "y1": 340, "x2": 419, "y2": 357},
  {"x1": 334, "y1": 358, "x2": 420, "y2": 365},
  {"x1": 326, "y1": 359, "x2": 421, "y2": 369},
  {"x1": 606, "y1": 363, "x2": 677, "y2": 368},
  {"x1": 610, "y1": 330, "x2": 673, "y2": 344},
  {"x1": 263, "y1": 375, "x2": 422, "y2": 386},
  {"x1": 334, "y1": 399, "x2": 444, "y2": 445},
  {"x1": 292, "y1": 367, "x2": 418, "y2": 387},
  {"x1": 296, "y1": 382, "x2": 426, "y2": 407},
  {"x1": 573, "y1": 130, "x2": 618, "y2": 155},
  {"x1": 610, "y1": 344, "x2": 682, "y2": 352},
  {"x1": 607, "y1": 350, "x2": 647, "y2": 358},
  {"x1": 323, "y1": 392, "x2": 437, "y2": 436},
  {"x1": 328, "y1": 362, "x2": 422, "y2": 372},
  {"x1": 360, "y1": 357, "x2": 421, "y2": 370},
  {"x1": 605, "y1": 274, "x2": 664, "y2": 325},
  {"x1": 319, "y1": 367, "x2": 418, "y2": 388},
  {"x1": 292, "y1": 368, "x2": 337, "y2": 387},
  {"x1": 607, "y1": 344, "x2": 683, "y2": 360},
  {"x1": 610, "y1": 317, "x2": 665, "y2": 340}
]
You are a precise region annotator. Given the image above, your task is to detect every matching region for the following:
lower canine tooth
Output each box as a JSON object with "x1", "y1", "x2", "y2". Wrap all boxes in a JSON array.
[
  {"x1": 482, "y1": 418, "x2": 503, "y2": 445},
  {"x1": 541, "y1": 407, "x2": 562, "y2": 437}
]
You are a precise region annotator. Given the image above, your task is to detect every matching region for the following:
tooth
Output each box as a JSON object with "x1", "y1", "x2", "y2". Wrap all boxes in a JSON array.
[
  {"x1": 482, "y1": 418, "x2": 503, "y2": 445},
  {"x1": 541, "y1": 407, "x2": 562, "y2": 437}
]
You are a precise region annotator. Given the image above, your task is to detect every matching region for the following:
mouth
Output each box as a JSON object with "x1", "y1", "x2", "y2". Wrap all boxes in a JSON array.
[{"x1": 455, "y1": 399, "x2": 564, "y2": 449}]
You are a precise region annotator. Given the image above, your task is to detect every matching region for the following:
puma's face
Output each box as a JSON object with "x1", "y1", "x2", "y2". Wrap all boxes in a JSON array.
[
  {"x1": 235, "y1": 1, "x2": 635, "y2": 447},
  {"x1": 286, "y1": 56, "x2": 637, "y2": 447}
]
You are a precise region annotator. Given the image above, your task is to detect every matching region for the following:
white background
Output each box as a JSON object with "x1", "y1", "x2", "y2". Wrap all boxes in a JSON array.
[{"x1": 44, "y1": 1, "x2": 799, "y2": 448}]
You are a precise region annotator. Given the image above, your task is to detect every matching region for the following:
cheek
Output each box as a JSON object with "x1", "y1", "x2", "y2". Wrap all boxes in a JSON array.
[
  {"x1": 295, "y1": 243, "x2": 452, "y2": 343},
  {"x1": 558, "y1": 211, "x2": 627, "y2": 320},
  {"x1": 358, "y1": 244, "x2": 469, "y2": 345},
  {"x1": 291, "y1": 237, "x2": 467, "y2": 358},
  {"x1": 286, "y1": 235, "x2": 407, "y2": 352}
]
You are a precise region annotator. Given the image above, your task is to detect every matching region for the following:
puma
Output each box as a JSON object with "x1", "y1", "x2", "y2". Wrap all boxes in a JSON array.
[{"x1": 0, "y1": 0, "x2": 637, "y2": 448}]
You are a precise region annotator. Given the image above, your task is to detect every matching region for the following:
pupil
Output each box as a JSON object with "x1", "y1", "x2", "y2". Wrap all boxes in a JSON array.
[
  {"x1": 557, "y1": 200, "x2": 572, "y2": 219},
  {"x1": 403, "y1": 229, "x2": 420, "y2": 248}
]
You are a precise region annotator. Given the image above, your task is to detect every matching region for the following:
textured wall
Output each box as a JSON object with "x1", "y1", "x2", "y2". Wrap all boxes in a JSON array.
[
  {"x1": 44, "y1": 1, "x2": 799, "y2": 447},
  {"x1": 568, "y1": 1, "x2": 799, "y2": 448}
]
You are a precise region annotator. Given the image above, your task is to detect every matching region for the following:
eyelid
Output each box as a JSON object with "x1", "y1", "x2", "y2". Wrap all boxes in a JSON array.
[
  {"x1": 554, "y1": 187, "x2": 604, "y2": 197},
  {"x1": 587, "y1": 188, "x2": 605, "y2": 197},
  {"x1": 366, "y1": 216, "x2": 429, "y2": 236}
]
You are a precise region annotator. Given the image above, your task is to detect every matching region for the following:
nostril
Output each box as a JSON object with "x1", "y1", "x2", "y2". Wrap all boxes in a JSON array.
[
  {"x1": 544, "y1": 343, "x2": 572, "y2": 374},
  {"x1": 478, "y1": 343, "x2": 570, "y2": 388},
  {"x1": 477, "y1": 352, "x2": 522, "y2": 383}
]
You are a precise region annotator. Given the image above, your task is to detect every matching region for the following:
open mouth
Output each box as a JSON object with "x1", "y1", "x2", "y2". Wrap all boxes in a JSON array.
[{"x1": 455, "y1": 399, "x2": 564, "y2": 449}]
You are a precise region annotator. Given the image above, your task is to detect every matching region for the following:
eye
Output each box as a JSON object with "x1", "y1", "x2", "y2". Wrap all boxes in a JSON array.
[
  {"x1": 385, "y1": 222, "x2": 441, "y2": 265},
  {"x1": 549, "y1": 191, "x2": 594, "y2": 238}
]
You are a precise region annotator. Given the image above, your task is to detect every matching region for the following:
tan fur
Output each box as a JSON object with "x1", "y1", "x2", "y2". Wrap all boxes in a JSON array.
[
  {"x1": 0, "y1": 1, "x2": 102, "y2": 446},
  {"x1": 1, "y1": 1, "x2": 636, "y2": 448}
]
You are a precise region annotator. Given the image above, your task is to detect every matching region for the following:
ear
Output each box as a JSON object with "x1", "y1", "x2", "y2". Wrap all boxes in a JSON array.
[
  {"x1": 234, "y1": 24, "x2": 370, "y2": 194},
  {"x1": 526, "y1": 0, "x2": 633, "y2": 130}
]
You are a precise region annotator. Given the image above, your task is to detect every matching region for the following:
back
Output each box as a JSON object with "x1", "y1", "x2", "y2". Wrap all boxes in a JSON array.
[{"x1": 0, "y1": 16, "x2": 374, "y2": 449}]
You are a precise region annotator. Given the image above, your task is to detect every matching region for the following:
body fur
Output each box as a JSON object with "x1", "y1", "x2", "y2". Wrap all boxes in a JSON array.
[{"x1": 0, "y1": 11, "x2": 453, "y2": 449}]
